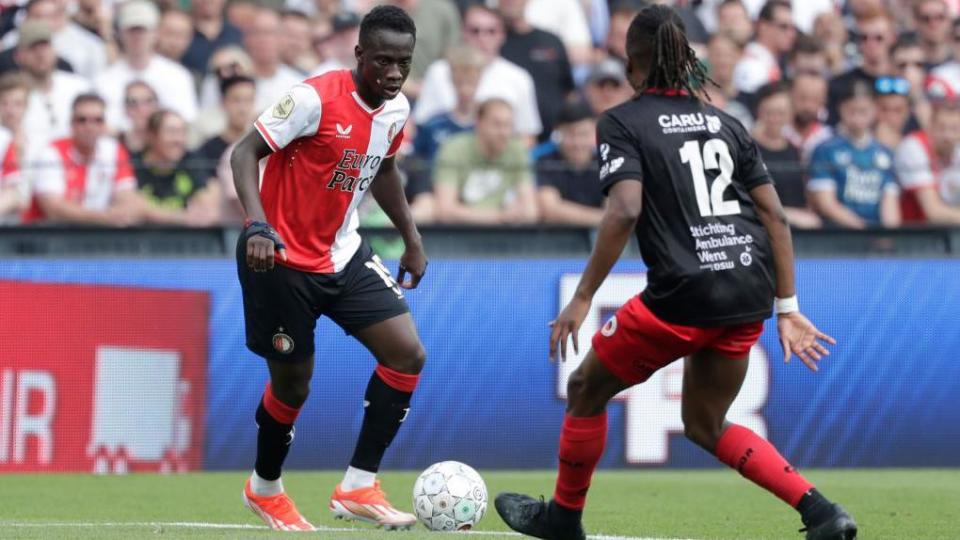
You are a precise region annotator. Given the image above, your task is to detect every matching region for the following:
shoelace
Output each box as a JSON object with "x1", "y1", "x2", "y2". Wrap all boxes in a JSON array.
[{"x1": 518, "y1": 495, "x2": 548, "y2": 522}]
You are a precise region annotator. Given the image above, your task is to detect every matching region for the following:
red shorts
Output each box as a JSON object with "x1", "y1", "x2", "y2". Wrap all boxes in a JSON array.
[{"x1": 592, "y1": 295, "x2": 764, "y2": 385}]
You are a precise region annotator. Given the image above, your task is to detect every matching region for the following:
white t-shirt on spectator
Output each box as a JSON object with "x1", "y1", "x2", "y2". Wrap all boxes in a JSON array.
[
  {"x1": 23, "y1": 70, "x2": 90, "y2": 145},
  {"x1": 697, "y1": 0, "x2": 833, "y2": 35},
  {"x1": 3, "y1": 22, "x2": 108, "y2": 79},
  {"x1": 95, "y1": 55, "x2": 199, "y2": 132},
  {"x1": 254, "y1": 65, "x2": 304, "y2": 115},
  {"x1": 895, "y1": 133, "x2": 960, "y2": 206},
  {"x1": 525, "y1": 0, "x2": 591, "y2": 51},
  {"x1": 733, "y1": 42, "x2": 781, "y2": 94},
  {"x1": 415, "y1": 57, "x2": 542, "y2": 137}
]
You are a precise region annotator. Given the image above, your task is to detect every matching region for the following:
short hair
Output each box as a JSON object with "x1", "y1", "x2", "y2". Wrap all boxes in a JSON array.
[
  {"x1": 892, "y1": 33, "x2": 922, "y2": 55},
  {"x1": 913, "y1": 0, "x2": 947, "y2": 15},
  {"x1": 220, "y1": 74, "x2": 255, "y2": 98},
  {"x1": 758, "y1": 0, "x2": 790, "y2": 21},
  {"x1": 753, "y1": 80, "x2": 790, "y2": 115},
  {"x1": 359, "y1": 5, "x2": 416, "y2": 49},
  {"x1": 789, "y1": 33, "x2": 823, "y2": 60},
  {"x1": 854, "y1": 6, "x2": 895, "y2": 25},
  {"x1": 124, "y1": 79, "x2": 157, "y2": 99},
  {"x1": 718, "y1": 0, "x2": 748, "y2": 14},
  {"x1": 146, "y1": 109, "x2": 183, "y2": 134},
  {"x1": 24, "y1": 0, "x2": 52, "y2": 15},
  {"x1": 477, "y1": 97, "x2": 513, "y2": 120},
  {"x1": 72, "y1": 93, "x2": 105, "y2": 113},
  {"x1": 0, "y1": 72, "x2": 30, "y2": 97}
]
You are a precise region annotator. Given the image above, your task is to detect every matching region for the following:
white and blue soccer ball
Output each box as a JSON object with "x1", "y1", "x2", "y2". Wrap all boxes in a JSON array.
[{"x1": 412, "y1": 461, "x2": 487, "y2": 531}]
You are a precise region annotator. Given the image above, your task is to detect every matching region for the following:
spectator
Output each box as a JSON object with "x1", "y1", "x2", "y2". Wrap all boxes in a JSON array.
[
  {"x1": 895, "y1": 97, "x2": 960, "y2": 224},
  {"x1": 311, "y1": 11, "x2": 361, "y2": 76},
  {"x1": 813, "y1": 10, "x2": 851, "y2": 76},
  {"x1": 284, "y1": 0, "x2": 339, "y2": 19},
  {"x1": 17, "y1": 20, "x2": 90, "y2": 145},
  {"x1": 524, "y1": 0, "x2": 593, "y2": 67},
  {"x1": 751, "y1": 82, "x2": 821, "y2": 229},
  {"x1": 386, "y1": 0, "x2": 461, "y2": 99},
  {"x1": 181, "y1": 0, "x2": 244, "y2": 76},
  {"x1": 196, "y1": 75, "x2": 255, "y2": 184},
  {"x1": 0, "y1": 73, "x2": 26, "y2": 223},
  {"x1": 412, "y1": 45, "x2": 481, "y2": 166},
  {"x1": 892, "y1": 34, "x2": 932, "y2": 126},
  {"x1": 133, "y1": 109, "x2": 219, "y2": 226},
  {"x1": 605, "y1": 0, "x2": 641, "y2": 62},
  {"x1": 914, "y1": 0, "x2": 953, "y2": 67},
  {"x1": 808, "y1": 81, "x2": 901, "y2": 228},
  {"x1": 582, "y1": 58, "x2": 633, "y2": 117},
  {"x1": 156, "y1": 9, "x2": 194, "y2": 64},
  {"x1": 785, "y1": 73, "x2": 833, "y2": 162},
  {"x1": 827, "y1": 9, "x2": 895, "y2": 125},
  {"x1": 95, "y1": 0, "x2": 198, "y2": 132},
  {"x1": 279, "y1": 10, "x2": 316, "y2": 75},
  {"x1": 499, "y1": 0, "x2": 575, "y2": 142},
  {"x1": 788, "y1": 33, "x2": 828, "y2": 79},
  {"x1": 198, "y1": 46, "x2": 254, "y2": 111},
  {"x1": 705, "y1": 33, "x2": 753, "y2": 128},
  {"x1": 118, "y1": 80, "x2": 159, "y2": 155},
  {"x1": 733, "y1": 0, "x2": 796, "y2": 95},
  {"x1": 874, "y1": 76, "x2": 915, "y2": 148},
  {"x1": 714, "y1": 0, "x2": 754, "y2": 46},
  {"x1": 23, "y1": 93, "x2": 145, "y2": 225},
  {"x1": 244, "y1": 8, "x2": 303, "y2": 113},
  {"x1": 415, "y1": 4, "x2": 542, "y2": 142},
  {"x1": 72, "y1": 0, "x2": 114, "y2": 44},
  {"x1": 433, "y1": 98, "x2": 538, "y2": 224},
  {"x1": 536, "y1": 99, "x2": 603, "y2": 226},
  {"x1": 0, "y1": 0, "x2": 107, "y2": 79}
]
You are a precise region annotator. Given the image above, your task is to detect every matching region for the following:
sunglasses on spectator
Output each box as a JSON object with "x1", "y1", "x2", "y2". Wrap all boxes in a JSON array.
[
  {"x1": 73, "y1": 115, "x2": 104, "y2": 125},
  {"x1": 213, "y1": 62, "x2": 242, "y2": 77},
  {"x1": 466, "y1": 25, "x2": 500, "y2": 36},
  {"x1": 875, "y1": 76, "x2": 911, "y2": 96},
  {"x1": 918, "y1": 12, "x2": 948, "y2": 23}
]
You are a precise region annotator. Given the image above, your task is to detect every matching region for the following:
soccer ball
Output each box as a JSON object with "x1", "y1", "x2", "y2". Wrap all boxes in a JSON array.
[{"x1": 412, "y1": 461, "x2": 487, "y2": 531}]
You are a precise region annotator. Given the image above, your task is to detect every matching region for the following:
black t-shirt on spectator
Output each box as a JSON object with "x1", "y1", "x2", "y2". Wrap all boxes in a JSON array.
[
  {"x1": 536, "y1": 150, "x2": 603, "y2": 209},
  {"x1": 502, "y1": 28, "x2": 575, "y2": 142},
  {"x1": 196, "y1": 135, "x2": 230, "y2": 185},
  {"x1": 133, "y1": 152, "x2": 209, "y2": 209},
  {"x1": 827, "y1": 67, "x2": 876, "y2": 126},
  {"x1": 0, "y1": 47, "x2": 73, "y2": 75},
  {"x1": 757, "y1": 142, "x2": 806, "y2": 208}
]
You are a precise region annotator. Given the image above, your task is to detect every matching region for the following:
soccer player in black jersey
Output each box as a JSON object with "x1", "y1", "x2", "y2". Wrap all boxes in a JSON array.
[{"x1": 495, "y1": 6, "x2": 857, "y2": 540}]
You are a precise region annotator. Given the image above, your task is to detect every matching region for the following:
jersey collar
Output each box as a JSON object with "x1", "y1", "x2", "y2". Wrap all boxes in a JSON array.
[{"x1": 642, "y1": 88, "x2": 690, "y2": 96}]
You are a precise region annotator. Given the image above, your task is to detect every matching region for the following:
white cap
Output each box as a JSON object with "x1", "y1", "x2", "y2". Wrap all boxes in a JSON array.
[{"x1": 118, "y1": 0, "x2": 160, "y2": 30}]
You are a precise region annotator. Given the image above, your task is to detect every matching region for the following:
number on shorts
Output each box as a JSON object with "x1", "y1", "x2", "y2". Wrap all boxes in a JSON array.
[{"x1": 365, "y1": 254, "x2": 403, "y2": 297}]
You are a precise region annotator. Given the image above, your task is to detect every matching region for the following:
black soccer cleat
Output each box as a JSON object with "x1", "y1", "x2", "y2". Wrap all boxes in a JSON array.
[
  {"x1": 801, "y1": 503, "x2": 858, "y2": 540},
  {"x1": 494, "y1": 493, "x2": 586, "y2": 540}
]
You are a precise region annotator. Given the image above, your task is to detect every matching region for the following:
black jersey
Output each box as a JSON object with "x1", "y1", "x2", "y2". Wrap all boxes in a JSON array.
[{"x1": 598, "y1": 92, "x2": 775, "y2": 327}]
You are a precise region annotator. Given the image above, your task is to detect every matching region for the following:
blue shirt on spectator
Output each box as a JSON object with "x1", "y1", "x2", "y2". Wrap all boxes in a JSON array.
[
  {"x1": 181, "y1": 24, "x2": 245, "y2": 75},
  {"x1": 413, "y1": 113, "x2": 473, "y2": 163},
  {"x1": 807, "y1": 134, "x2": 899, "y2": 225}
]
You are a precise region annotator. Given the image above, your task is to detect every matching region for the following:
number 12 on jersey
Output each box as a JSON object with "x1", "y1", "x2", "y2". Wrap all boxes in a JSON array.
[{"x1": 679, "y1": 139, "x2": 741, "y2": 217}]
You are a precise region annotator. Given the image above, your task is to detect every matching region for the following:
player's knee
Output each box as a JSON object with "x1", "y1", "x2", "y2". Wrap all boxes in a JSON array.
[
  {"x1": 381, "y1": 341, "x2": 426, "y2": 375},
  {"x1": 565, "y1": 368, "x2": 605, "y2": 416},
  {"x1": 272, "y1": 378, "x2": 311, "y2": 408}
]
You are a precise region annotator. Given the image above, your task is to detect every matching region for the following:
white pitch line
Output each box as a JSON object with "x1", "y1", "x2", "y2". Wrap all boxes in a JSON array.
[{"x1": 0, "y1": 521, "x2": 698, "y2": 540}]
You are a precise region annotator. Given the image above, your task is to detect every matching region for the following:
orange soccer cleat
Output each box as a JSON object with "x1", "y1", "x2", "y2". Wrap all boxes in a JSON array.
[
  {"x1": 329, "y1": 481, "x2": 418, "y2": 530},
  {"x1": 243, "y1": 478, "x2": 317, "y2": 532}
]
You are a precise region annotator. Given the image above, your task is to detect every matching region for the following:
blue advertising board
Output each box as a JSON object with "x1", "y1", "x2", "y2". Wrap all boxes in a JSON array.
[{"x1": 1, "y1": 258, "x2": 958, "y2": 470}]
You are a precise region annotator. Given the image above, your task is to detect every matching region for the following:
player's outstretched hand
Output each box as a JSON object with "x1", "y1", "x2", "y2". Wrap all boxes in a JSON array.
[
  {"x1": 397, "y1": 241, "x2": 428, "y2": 289},
  {"x1": 777, "y1": 312, "x2": 836, "y2": 372},
  {"x1": 245, "y1": 221, "x2": 287, "y2": 272},
  {"x1": 549, "y1": 296, "x2": 591, "y2": 363}
]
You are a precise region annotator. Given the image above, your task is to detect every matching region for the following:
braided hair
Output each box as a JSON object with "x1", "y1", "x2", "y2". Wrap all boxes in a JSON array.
[{"x1": 626, "y1": 5, "x2": 715, "y2": 99}]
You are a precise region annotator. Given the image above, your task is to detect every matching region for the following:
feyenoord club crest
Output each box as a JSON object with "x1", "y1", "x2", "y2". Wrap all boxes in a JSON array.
[
  {"x1": 272, "y1": 330, "x2": 294, "y2": 354},
  {"x1": 387, "y1": 121, "x2": 401, "y2": 144}
]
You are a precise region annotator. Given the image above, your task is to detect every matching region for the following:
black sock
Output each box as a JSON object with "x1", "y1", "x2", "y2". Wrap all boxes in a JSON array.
[
  {"x1": 349, "y1": 371, "x2": 413, "y2": 473},
  {"x1": 254, "y1": 401, "x2": 295, "y2": 481},
  {"x1": 797, "y1": 488, "x2": 833, "y2": 527},
  {"x1": 549, "y1": 499, "x2": 583, "y2": 524}
]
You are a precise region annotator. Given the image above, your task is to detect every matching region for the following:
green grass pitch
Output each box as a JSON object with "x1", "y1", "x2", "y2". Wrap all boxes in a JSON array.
[{"x1": 1, "y1": 470, "x2": 958, "y2": 539}]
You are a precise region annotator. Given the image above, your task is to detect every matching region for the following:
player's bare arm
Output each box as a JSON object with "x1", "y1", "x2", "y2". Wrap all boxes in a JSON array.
[
  {"x1": 230, "y1": 130, "x2": 288, "y2": 272},
  {"x1": 371, "y1": 155, "x2": 428, "y2": 289},
  {"x1": 750, "y1": 183, "x2": 835, "y2": 371},
  {"x1": 551, "y1": 179, "x2": 642, "y2": 362}
]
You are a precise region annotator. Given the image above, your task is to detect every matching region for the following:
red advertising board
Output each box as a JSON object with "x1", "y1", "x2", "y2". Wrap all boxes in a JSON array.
[{"x1": 0, "y1": 280, "x2": 208, "y2": 473}]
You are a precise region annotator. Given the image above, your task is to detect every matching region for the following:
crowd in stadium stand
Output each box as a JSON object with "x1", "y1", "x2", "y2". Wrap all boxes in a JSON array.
[{"x1": 1, "y1": 0, "x2": 960, "y2": 228}]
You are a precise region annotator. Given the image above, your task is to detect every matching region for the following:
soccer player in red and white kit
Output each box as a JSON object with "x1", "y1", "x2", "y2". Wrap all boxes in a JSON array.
[
  {"x1": 496, "y1": 6, "x2": 857, "y2": 540},
  {"x1": 230, "y1": 6, "x2": 426, "y2": 531}
]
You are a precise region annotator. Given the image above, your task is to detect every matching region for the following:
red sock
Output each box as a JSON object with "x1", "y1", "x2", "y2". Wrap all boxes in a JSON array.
[
  {"x1": 715, "y1": 424, "x2": 814, "y2": 507},
  {"x1": 554, "y1": 412, "x2": 607, "y2": 511}
]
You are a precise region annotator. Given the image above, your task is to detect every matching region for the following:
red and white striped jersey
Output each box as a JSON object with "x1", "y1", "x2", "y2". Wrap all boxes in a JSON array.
[
  {"x1": 22, "y1": 136, "x2": 135, "y2": 223},
  {"x1": 254, "y1": 70, "x2": 408, "y2": 274}
]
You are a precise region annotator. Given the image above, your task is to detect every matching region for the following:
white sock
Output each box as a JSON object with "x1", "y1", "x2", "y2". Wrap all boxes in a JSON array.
[
  {"x1": 250, "y1": 471, "x2": 284, "y2": 497},
  {"x1": 341, "y1": 466, "x2": 376, "y2": 491}
]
